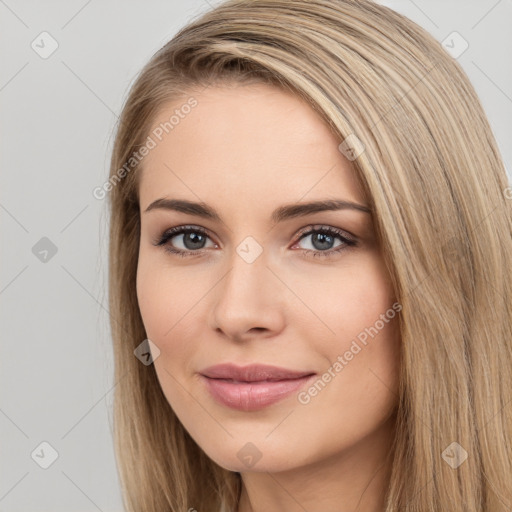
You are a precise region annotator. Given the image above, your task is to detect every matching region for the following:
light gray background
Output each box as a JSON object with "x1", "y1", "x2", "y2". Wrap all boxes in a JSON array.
[{"x1": 1, "y1": 1, "x2": 511, "y2": 510}]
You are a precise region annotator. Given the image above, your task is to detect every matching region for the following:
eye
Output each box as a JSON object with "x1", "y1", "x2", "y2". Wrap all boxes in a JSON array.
[
  {"x1": 291, "y1": 225, "x2": 357, "y2": 258},
  {"x1": 153, "y1": 225, "x2": 217, "y2": 257},
  {"x1": 153, "y1": 224, "x2": 357, "y2": 259}
]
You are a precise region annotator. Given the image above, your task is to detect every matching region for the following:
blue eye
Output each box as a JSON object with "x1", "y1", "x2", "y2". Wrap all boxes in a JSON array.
[
  {"x1": 153, "y1": 225, "x2": 215, "y2": 257},
  {"x1": 153, "y1": 224, "x2": 357, "y2": 259},
  {"x1": 293, "y1": 226, "x2": 357, "y2": 258}
]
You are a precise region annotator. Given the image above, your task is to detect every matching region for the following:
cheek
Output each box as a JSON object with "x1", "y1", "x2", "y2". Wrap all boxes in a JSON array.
[
  {"x1": 298, "y1": 252, "x2": 400, "y2": 395},
  {"x1": 289, "y1": 252, "x2": 396, "y2": 344},
  {"x1": 136, "y1": 256, "x2": 196, "y2": 361},
  {"x1": 136, "y1": 258, "x2": 200, "y2": 412},
  {"x1": 136, "y1": 249, "x2": 200, "y2": 336},
  {"x1": 136, "y1": 260, "x2": 168, "y2": 340}
]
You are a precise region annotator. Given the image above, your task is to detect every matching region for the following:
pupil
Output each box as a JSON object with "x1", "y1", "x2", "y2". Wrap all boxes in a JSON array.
[
  {"x1": 184, "y1": 232, "x2": 205, "y2": 250},
  {"x1": 313, "y1": 233, "x2": 333, "y2": 250}
]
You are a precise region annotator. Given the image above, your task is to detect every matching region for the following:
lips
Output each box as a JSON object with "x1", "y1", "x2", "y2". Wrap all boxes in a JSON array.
[{"x1": 199, "y1": 363, "x2": 316, "y2": 411}]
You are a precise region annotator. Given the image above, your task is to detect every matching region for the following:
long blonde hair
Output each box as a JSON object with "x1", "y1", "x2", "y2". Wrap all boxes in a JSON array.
[{"x1": 106, "y1": 1, "x2": 512, "y2": 510}]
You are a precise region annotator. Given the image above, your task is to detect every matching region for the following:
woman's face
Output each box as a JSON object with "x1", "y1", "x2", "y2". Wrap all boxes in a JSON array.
[{"x1": 136, "y1": 82, "x2": 401, "y2": 473}]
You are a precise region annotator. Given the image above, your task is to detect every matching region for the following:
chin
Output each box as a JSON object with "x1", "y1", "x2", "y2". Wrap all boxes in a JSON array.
[{"x1": 198, "y1": 437, "x2": 308, "y2": 474}]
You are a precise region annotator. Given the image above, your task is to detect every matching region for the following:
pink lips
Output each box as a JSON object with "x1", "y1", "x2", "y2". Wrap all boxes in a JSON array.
[{"x1": 200, "y1": 363, "x2": 316, "y2": 411}]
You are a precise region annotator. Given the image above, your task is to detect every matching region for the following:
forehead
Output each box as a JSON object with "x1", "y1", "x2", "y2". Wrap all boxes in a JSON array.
[{"x1": 138, "y1": 83, "x2": 366, "y2": 214}]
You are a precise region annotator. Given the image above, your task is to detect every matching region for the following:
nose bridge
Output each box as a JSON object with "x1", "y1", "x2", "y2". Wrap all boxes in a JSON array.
[
  {"x1": 219, "y1": 240, "x2": 270, "y2": 309},
  {"x1": 209, "y1": 238, "x2": 284, "y2": 338}
]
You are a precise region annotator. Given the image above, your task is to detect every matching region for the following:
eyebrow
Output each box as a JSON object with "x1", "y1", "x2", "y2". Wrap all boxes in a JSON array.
[{"x1": 144, "y1": 198, "x2": 372, "y2": 223}]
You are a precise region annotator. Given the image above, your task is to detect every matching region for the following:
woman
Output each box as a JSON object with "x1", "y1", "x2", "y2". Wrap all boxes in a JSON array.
[{"x1": 106, "y1": 1, "x2": 512, "y2": 510}]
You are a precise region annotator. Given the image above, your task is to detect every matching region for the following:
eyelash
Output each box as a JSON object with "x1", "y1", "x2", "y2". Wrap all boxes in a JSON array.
[{"x1": 152, "y1": 224, "x2": 357, "y2": 259}]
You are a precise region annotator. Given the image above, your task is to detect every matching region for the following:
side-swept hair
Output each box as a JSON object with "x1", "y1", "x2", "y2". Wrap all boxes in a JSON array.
[{"x1": 107, "y1": 1, "x2": 512, "y2": 510}]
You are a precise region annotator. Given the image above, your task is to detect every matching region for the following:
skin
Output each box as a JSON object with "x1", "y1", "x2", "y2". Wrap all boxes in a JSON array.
[{"x1": 136, "y1": 82, "x2": 401, "y2": 512}]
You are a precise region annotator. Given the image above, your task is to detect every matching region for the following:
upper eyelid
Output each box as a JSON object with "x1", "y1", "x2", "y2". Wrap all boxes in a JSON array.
[{"x1": 295, "y1": 224, "x2": 356, "y2": 241}]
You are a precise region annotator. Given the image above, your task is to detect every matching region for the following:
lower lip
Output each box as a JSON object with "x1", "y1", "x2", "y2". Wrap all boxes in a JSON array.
[{"x1": 200, "y1": 374, "x2": 315, "y2": 411}]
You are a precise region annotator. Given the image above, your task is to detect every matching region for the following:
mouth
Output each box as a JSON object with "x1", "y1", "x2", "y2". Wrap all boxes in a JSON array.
[
  {"x1": 199, "y1": 363, "x2": 316, "y2": 411},
  {"x1": 200, "y1": 362, "x2": 315, "y2": 381}
]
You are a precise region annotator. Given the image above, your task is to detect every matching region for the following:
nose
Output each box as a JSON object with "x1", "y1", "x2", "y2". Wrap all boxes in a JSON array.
[{"x1": 208, "y1": 247, "x2": 286, "y2": 342}]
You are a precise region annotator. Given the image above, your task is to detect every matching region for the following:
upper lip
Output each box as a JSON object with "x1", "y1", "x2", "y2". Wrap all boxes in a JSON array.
[{"x1": 200, "y1": 363, "x2": 315, "y2": 382}]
